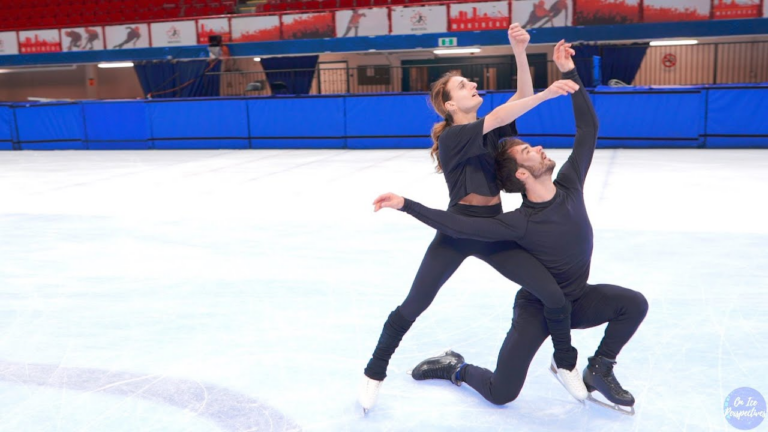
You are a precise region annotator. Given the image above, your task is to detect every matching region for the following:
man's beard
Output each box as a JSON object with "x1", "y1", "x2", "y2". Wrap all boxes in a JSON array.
[{"x1": 522, "y1": 159, "x2": 556, "y2": 179}]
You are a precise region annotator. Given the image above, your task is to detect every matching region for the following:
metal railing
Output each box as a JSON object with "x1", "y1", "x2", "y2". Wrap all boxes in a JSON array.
[
  {"x1": 208, "y1": 40, "x2": 768, "y2": 96},
  {"x1": 212, "y1": 58, "x2": 595, "y2": 96}
]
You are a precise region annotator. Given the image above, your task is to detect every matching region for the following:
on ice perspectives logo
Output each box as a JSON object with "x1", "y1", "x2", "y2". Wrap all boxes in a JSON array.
[
  {"x1": 166, "y1": 26, "x2": 181, "y2": 41},
  {"x1": 410, "y1": 11, "x2": 428, "y2": 29},
  {"x1": 724, "y1": 387, "x2": 766, "y2": 430}
]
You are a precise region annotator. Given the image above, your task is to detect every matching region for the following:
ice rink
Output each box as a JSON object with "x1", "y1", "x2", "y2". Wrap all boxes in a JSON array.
[{"x1": 0, "y1": 148, "x2": 766, "y2": 431}]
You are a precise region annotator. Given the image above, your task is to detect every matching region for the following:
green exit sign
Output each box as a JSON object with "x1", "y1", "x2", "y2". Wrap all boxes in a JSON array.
[{"x1": 438, "y1": 37, "x2": 457, "y2": 47}]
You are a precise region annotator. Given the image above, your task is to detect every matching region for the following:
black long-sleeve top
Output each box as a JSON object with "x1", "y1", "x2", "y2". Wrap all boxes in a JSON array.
[
  {"x1": 402, "y1": 68, "x2": 599, "y2": 300},
  {"x1": 439, "y1": 115, "x2": 517, "y2": 208}
]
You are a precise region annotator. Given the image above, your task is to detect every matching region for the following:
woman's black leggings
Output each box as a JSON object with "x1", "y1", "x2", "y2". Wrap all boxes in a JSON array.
[
  {"x1": 364, "y1": 203, "x2": 571, "y2": 381},
  {"x1": 463, "y1": 284, "x2": 649, "y2": 405}
]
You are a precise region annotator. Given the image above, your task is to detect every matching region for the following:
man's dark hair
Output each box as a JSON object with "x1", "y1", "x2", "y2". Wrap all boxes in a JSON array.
[{"x1": 495, "y1": 137, "x2": 527, "y2": 193}]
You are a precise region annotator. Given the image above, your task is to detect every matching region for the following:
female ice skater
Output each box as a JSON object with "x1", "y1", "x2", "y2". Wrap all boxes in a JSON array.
[
  {"x1": 372, "y1": 41, "x2": 648, "y2": 415},
  {"x1": 359, "y1": 26, "x2": 585, "y2": 413}
]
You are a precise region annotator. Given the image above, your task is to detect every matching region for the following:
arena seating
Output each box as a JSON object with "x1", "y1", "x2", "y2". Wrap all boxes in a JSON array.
[{"x1": 0, "y1": 0, "x2": 236, "y2": 30}]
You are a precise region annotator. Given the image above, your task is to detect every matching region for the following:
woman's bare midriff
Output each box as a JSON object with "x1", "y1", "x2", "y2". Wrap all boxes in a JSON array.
[{"x1": 458, "y1": 193, "x2": 501, "y2": 206}]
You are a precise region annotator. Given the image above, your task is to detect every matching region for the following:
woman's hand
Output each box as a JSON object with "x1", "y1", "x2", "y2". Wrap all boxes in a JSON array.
[{"x1": 373, "y1": 193, "x2": 405, "y2": 212}]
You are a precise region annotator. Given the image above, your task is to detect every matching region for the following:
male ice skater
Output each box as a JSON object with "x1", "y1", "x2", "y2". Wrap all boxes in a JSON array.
[{"x1": 372, "y1": 41, "x2": 648, "y2": 415}]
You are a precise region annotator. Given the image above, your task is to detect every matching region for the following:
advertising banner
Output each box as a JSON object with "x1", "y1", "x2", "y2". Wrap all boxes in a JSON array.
[
  {"x1": 0, "y1": 32, "x2": 19, "y2": 55},
  {"x1": 198, "y1": 18, "x2": 231, "y2": 44},
  {"x1": 106, "y1": 24, "x2": 150, "y2": 49},
  {"x1": 450, "y1": 1, "x2": 509, "y2": 31},
  {"x1": 150, "y1": 20, "x2": 197, "y2": 47},
  {"x1": 391, "y1": 5, "x2": 448, "y2": 34},
  {"x1": 61, "y1": 27, "x2": 105, "y2": 51},
  {"x1": 282, "y1": 12, "x2": 335, "y2": 39},
  {"x1": 573, "y1": 0, "x2": 640, "y2": 25},
  {"x1": 19, "y1": 29, "x2": 61, "y2": 54},
  {"x1": 335, "y1": 8, "x2": 389, "y2": 37},
  {"x1": 513, "y1": 0, "x2": 572, "y2": 28},
  {"x1": 231, "y1": 16, "x2": 281, "y2": 42},
  {"x1": 712, "y1": 0, "x2": 761, "y2": 19}
]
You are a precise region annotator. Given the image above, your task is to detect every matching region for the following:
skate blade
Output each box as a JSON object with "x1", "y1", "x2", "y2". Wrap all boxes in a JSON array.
[
  {"x1": 586, "y1": 393, "x2": 635, "y2": 416},
  {"x1": 549, "y1": 364, "x2": 586, "y2": 404}
]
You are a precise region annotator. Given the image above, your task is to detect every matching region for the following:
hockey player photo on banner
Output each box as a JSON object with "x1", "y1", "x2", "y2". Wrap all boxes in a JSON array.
[
  {"x1": 150, "y1": 21, "x2": 197, "y2": 47},
  {"x1": 0, "y1": 32, "x2": 19, "y2": 55},
  {"x1": 106, "y1": 24, "x2": 150, "y2": 49},
  {"x1": 391, "y1": 5, "x2": 448, "y2": 34},
  {"x1": 282, "y1": 12, "x2": 335, "y2": 39},
  {"x1": 643, "y1": 0, "x2": 710, "y2": 22},
  {"x1": 712, "y1": 0, "x2": 761, "y2": 19},
  {"x1": 18, "y1": 29, "x2": 61, "y2": 54},
  {"x1": 573, "y1": 0, "x2": 640, "y2": 25},
  {"x1": 449, "y1": 1, "x2": 509, "y2": 32},
  {"x1": 512, "y1": 0, "x2": 572, "y2": 29},
  {"x1": 335, "y1": 8, "x2": 389, "y2": 37},
  {"x1": 231, "y1": 16, "x2": 280, "y2": 42},
  {"x1": 198, "y1": 18, "x2": 231, "y2": 44},
  {"x1": 62, "y1": 27, "x2": 105, "y2": 51}
]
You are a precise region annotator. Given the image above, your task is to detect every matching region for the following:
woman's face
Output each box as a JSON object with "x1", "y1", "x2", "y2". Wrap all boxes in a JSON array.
[{"x1": 444, "y1": 76, "x2": 482, "y2": 115}]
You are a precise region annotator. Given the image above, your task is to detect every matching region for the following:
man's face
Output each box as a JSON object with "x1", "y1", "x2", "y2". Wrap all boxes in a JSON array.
[
  {"x1": 444, "y1": 76, "x2": 482, "y2": 114},
  {"x1": 510, "y1": 143, "x2": 556, "y2": 179}
]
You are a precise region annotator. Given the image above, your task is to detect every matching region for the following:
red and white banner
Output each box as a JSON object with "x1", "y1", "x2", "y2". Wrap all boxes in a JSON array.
[
  {"x1": 61, "y1": 27, "x2": 105, "y2": 51},
  {"x1": 391, "y1": 5, "x2": 448, "y2": 34},
  {"x1": 449, "y1": 2, "x2": 509, "y2": 32},
  {"x1": 574, "y1": 0, "x2": 639, "y2": 25},
  {"x1": 106, "y1": 24, "x2": 150, "y2": 49},
  {"x1": 198, "y1": 18, "x2": 231, "y2": 44},
  {"x1": 282, "y1": 12, "x2": 335, "y2": 39},
  {"x1": 764, "y1": 0, "x2": 768, "y2": 17},
  {"x1": 513, "y1": 0, "x2": 572, "y2": 28},
  {"x1": 643, "y1": 0, "x2": 710, "y2": 22},
  {"x1": 19, "y1": 29, "x2": 61, "y2": 54},
  {"x1": 335, "y1": 8, "x2": 390, "y2": 37},
  {"x1": 713, "y1": 0, "x2": 761, "y2": 19},
  {"x1": 150, "y1": 20, "x2": 197, "y2": 47},
  {"x1": 0, "y1": 32, "x2": 19, "y2": 55},
  {"x1": 231, "y1": 16, "x2": 280, "y2": 42}
]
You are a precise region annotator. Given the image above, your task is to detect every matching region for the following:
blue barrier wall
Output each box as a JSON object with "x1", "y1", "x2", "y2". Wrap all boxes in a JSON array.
[
  {"x1": 705, "y1": 87, "x2": 768, "y2": 148},
  {"x1": 3, "y1": 85, "x2": 767, "y2": 150},
  {"x1": 0, "y1": 105, "x2": 13, "y2": 151},
  {"x1": 83, "y1": 101, "x2": 150, "y2": 150}
]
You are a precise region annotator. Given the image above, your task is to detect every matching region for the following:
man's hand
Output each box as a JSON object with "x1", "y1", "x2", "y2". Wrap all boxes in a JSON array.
[
  {"x1": 542, "y1": 79, "x2": 579, "y2": 100},
  {"x1": 553, "y1": 39, "x2": 576, "y2": 73},
  {"x1": 373, "y1": 193, "x2": 405, "y2": 212},
  {"x1": 508, "y1": 23, "x2": 530, "y2": 53}
]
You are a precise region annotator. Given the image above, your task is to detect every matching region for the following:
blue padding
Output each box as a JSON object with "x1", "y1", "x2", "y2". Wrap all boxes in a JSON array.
[
  {"x1": 345, "y1": 95, "x2": 438, "y2": 137},
  {"x1": 0, "y1": 143, "x2": 13, "y2": 150},
  {"x1": 152, "y1": 139, "x2": 250, "y2": 150},
  {"x1": 0, "y1": 105, "x2": 12, "y2": 142},
  {"x1": 250, "y1": 138, "x2": 345, "y2": 149},
  {"x1": 249, "y1": 98, "x2": 344, "y2": 138},
  {"x1": 706, "y1": 89, "x2": 768, "y2": 136},
  {"x1": 21, "y1": 141, "x2": 87, "y2": 150},
  {"x1": 88, "y1": 141, "x2": 152, "y2": 150},
  {"x1": 597, "y1": 139, "x2": 701, "y2": 148},
  {"x1": 149, "y1": 100, "x2": 249, "y2": 139},
  {"x1": 490, "y1": 92, "x2": 515, "y2": 111},
  {"x1": 705, "y1": 137, "x2": 768, "y2": 148},
  {"x1": 83, "y1": 102, "x2": 149, "y2": 141},
  {"x1": 15, "y1": 104, "x2": 85, "y2": 142},
  {"x1": 516, "y1": 95, "x2": 577, "y2": 136},
  {"x1": 594, "y1": 90, "x2": 703, "y2": 139},
  {"x1": 347, "y1": 137, "x2": 432, "y2": 149}
]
